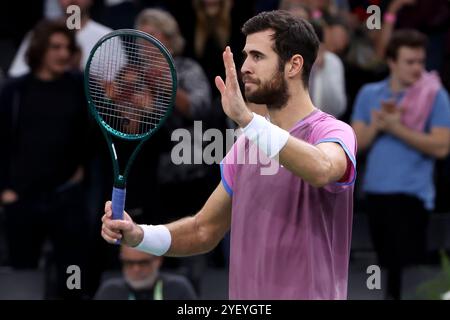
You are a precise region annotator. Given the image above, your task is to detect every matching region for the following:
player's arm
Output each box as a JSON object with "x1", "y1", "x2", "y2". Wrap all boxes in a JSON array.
[
  {"x1": 164, "y1": 183, "x2": 231, "y2": 256},
  {"x1": 101, "y1": 183, "x2": 232, "y2": 256},
  {"x1": 278, "y1": 137, "x2": 349, "y2": 188},
  {"x1": 215, "y1": 47, "x2": 350, "y2": 188}
]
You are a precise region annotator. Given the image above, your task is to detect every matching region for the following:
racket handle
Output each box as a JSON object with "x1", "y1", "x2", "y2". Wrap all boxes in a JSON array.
[
  {"x1": 111, "y1": 187, "x2": 126, "y2": 220},
  {"x1": 112, "y1": 187, "x2": 126, "y2": 245}
]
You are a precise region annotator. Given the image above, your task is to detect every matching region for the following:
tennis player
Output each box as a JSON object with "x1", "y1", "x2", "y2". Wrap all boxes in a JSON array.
[{"x1": 101, "y1": 10, "x2": 357, "y2": 299}]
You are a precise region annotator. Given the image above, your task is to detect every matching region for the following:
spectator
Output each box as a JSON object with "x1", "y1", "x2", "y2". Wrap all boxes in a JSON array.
[
  {"x1": 0, "y1": 19, "x2": 91, "y2": 299},
  {"x1": 309, "y1": 20, "x2": 347, "y2": 118},
  {"x1": 322, "y1": 14, "x2": 351, "y2": 58},
  {"x1": 278, "y1": 0, "x2": 311, "y2": 20},
  {"x1": 94, "y1": 246, "x2": 197, "y2": 300},
  {"x1": 98, "y1": 0, "x2": 140, "y2": 30},
  {"x1": 182, "y1": 0, "x2": 244, "y2": 98},
  {"x1": 8, "y1": 0, "x2": 114, "y2": 77},
  {"x1": 351, "y1": 29, "x2": 450, "y2": 300},
  {"x1": 280, "y1": 2, "x2": 347, "y2": 118},
  {"x1": 374, "y1": 0, "x2": 416, "y2": 60}
]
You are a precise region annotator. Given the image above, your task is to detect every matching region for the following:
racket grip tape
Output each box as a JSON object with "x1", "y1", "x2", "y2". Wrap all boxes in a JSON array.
[{"x1": 111, "y1": 187, "x2": 126, "y2": 220}]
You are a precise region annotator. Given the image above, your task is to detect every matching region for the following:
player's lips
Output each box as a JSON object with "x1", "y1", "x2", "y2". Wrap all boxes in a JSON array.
[
  {"x1": 242, "y1": 75, "x2": 258, "y2": 84},
  {"x1": 243, "y1": 79, "x2": 259, "y2": 87}
]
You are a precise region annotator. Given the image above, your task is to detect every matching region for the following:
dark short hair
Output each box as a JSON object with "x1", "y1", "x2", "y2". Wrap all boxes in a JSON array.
[
  {"x1": 310, "y1": 20, "x2": 324, "y2": 43},
  {"x1": 241, "y1": 10, "x2": 320, "y2": 88},
  {"x1": 26, "y1": 19, "x2": 77, "y2": 72},
  {"x1": 322, "y1": 14, "x2": 349, "y2": 31},
  {"x1": 386, "y1": 29, "x2": 427, "y2": 61}
]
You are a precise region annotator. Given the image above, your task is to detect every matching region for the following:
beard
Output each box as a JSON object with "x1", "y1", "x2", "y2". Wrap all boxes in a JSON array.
[
  {"x1": 125, "y1": 271, "x2": 159, "y2": 290},
  {"x1": 243, "y1": 70, "x2": 289, "y2": 110}
]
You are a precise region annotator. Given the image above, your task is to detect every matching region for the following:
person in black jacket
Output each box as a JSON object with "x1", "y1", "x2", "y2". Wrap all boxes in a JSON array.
[{"x1": 0, "y1": 19, "x2": 91, "y2": 299}]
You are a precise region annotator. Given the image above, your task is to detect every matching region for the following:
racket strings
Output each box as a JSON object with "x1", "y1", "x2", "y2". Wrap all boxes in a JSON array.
[{"x1": 88, "y1": 34, "x2": 174, "y2": 136}]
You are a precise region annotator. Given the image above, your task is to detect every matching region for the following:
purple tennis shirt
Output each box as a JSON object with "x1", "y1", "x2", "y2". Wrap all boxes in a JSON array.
[{"x1": 220, "y1": 109, "x2": 357, "y2": 299}]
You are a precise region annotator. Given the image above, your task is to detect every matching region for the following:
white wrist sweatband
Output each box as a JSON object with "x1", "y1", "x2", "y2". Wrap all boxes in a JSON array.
[
  {"x1": 134, "y1": 224, "x2": 172, "y2": 256},
  {"x1": 242, "y1": 112, "x2": 290, "y2": 158}
]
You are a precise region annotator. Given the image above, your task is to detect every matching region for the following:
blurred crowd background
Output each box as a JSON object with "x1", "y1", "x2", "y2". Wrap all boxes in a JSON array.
[{"x1": 0, "y1": 0, "x2": 450, "y2": 300}]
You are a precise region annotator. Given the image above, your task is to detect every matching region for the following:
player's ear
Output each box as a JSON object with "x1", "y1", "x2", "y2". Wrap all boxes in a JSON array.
[{"x1": 286, "y1": 54, "x2": 303, "y2": 78}]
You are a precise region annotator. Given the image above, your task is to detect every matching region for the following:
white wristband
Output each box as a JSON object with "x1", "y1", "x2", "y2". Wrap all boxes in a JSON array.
[
  {"x1": 242, "y1": 112, "x2": 290, "y2": 158},
  {"x1": 134, "y1": 224, "x2": 172, "y2": 256}
]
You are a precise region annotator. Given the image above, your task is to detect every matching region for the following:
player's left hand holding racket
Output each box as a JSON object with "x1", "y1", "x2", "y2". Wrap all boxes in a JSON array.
[{"x1": 85, "y1": 29, "x2": 176, "y2": 244}]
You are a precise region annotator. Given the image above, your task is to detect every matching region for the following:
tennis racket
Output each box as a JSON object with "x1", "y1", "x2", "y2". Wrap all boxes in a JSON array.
[{"x1": 85, "y1": 29, "x2": 177, "y2": 225}]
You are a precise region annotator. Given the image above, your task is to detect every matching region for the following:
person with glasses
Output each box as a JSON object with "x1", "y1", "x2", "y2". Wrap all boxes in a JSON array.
[{"x1": 94, "y1": 246, "x2": 197, "y2": 300}]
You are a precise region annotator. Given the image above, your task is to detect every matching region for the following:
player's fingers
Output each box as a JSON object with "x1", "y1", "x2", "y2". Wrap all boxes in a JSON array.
[
  {"x1": 102, "y1": 211, "x2": 112, "y2": 224},
  {"x1": 103, "y1": 218, "x2": 120, "y2": 231},
  {"x1": 223, "y1": 47, "x2": 239, "y2": 88},
  {"x1": 215, "y1": 76, "x2": 226, "y2": 95},
  {"x1": 122, "y1": 211, "x2": 132, "y2": 223},
  {"x1": 101, "y1": 212, "x2": 111, "y2": 223},
  {"x1": 104, "y1": 201, "x2": 112, "y2": 214},
  {"x1": 101, "y1": 229, "x2": 119, "y2": 244},
  {"x1": 104, "y1": 219, "x2": 133, "y2": 233},
  {"x1": 102, "y1": 224, "x2": 122, "y2": 240},
  {"x1": 102, "y1": 202, "x2": 112, "y2": 223}
]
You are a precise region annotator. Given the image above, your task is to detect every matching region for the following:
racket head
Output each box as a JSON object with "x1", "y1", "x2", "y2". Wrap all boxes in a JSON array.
[{"x1": 84, "y1": 29, "x2": 177, "y2": 141}]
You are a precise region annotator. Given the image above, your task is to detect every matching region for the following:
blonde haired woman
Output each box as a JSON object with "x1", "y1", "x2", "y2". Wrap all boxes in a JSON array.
[{"x1": 187, "y1": 0, "x2": 244, "y2": 98}]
